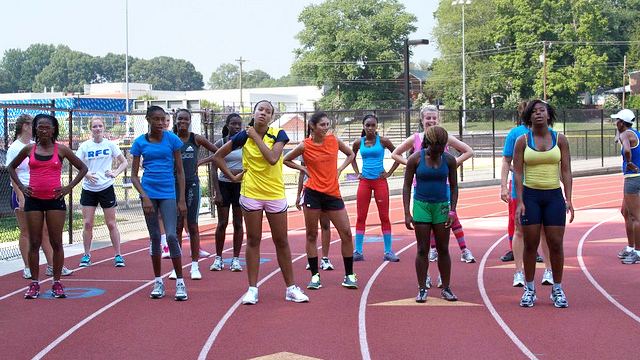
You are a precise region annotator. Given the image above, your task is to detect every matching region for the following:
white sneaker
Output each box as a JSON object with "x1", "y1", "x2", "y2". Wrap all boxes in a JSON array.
[
  {"x1": 512, "y1": 271, "x2": 525, "y2": 287},
  {"x1": 169, "y1": 270, "x2": 177, "y2": 280},
  {"x1": 437, "y1": 275, "x2": 443, "y2": 288},
  {"x1": 320, "y1": 257, "x2": 334, "y2": 270},
  {"x1": 230, "y1": 257, "x2": 243, "y2": 272},
  {"x1": 23, "y1": 268, "x2": 32, "y2": 279},
  {"x1": 461, "y1": 248, "x2": 476, "y2": 263},
  {"x1": 161, "y1": 245, "x2": 170, "y2": 259},
  {"x1": 209, "y1": 256, "x2": 224, "y2": 271},
  {"x1": 541, "y1": 269, "x2": 554, "y2": 285},
  {"x1": 198, "y1": 248, "x2": 211, "y2": 258},
  {"x1": 242, "y1": 287, "x2": 259, "y2": 305},
  {"x1": 285, "y1": 285, "x2": 309, "y2": 303},
  {"x1": 190, "y1": 268, "x2": 202, "y2": 280},
  {"x1": 174, "y1": 283, "x2": 188, "y2": 301},
  {"x1": 45, "y1": 265, "x2": 73, "y2": 276},
  {"x1": 429, "y1": 248, "x2": 438, "y2": 262},
  {"x1": 150, "y1": 281, "x2": 165, "y2": 299}
]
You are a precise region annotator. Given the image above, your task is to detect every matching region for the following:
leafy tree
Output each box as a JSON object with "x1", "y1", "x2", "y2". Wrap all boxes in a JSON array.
[
  {"x1": 244, "y1": 69, "x2": 275, "y2": 88},
  {"x1": 0, "y1": 44, "x2": 57, "y2": 93},
  {"x1": 95, "y1": 53, "x2": 137, "y2": 83},
  {"x1": 292, "y1": 0, "x2": 417, "y2": 109},
  {"x1": 208, "y1": 63, "x2": 239, "y2": 89},
  {"x1": 603, "y1": 94, "x2": 621, "y2": 109},
  {"x1": 33, "y1": 45, "x2": 100, "y2": 93},
  {"x1": 129, "y1": 56, "x2": 203, "y2": 91}
]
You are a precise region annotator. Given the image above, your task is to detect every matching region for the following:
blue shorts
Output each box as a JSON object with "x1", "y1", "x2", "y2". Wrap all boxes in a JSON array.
[{"x1": 520, "y1": 186, "x2": 566, "y2": 227}]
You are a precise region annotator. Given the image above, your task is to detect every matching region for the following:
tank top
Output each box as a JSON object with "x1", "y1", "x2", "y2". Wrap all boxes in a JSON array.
[
  {"x1": 523, "y1": 130, "x2": 561, "y2": 190},
  {"x1": 217, "y1": 135, "x2": 243, "y2": 183},
  {"x1": 414, "y1": 150, "x2": 448, "y2": 203},
  {"x1": 302, "y1": 135, "x2": 341, "y2": 198},
  {"x1": 621, "y1": 128, "x2": 640, "y2": 178},
  {"x1": 177, "y1": 133, "x2": 199, "y2": 183},
  {"x1": 360, "y1": 135, "x2": 385, "y2": 179},
  {"x1": 28, "y1": 143, "x2": 62, "y2": 199}
]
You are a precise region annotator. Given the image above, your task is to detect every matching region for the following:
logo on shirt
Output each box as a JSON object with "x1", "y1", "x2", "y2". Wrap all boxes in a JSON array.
[{"x1": 87, "y1": 149, "x2": 110, "y2": 158}]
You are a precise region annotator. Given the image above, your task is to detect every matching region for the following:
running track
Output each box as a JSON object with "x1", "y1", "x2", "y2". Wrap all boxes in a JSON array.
[{"x1": 0, "y1": 174, "x2": 638, "y2": 360}]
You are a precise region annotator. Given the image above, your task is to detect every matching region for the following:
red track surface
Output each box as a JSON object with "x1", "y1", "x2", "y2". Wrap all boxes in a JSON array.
[{"x1": 1, "y1": 174, "x2": 638, "y2": 360}]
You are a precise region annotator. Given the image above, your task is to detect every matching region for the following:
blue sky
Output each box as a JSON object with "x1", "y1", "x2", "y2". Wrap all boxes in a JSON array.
[{"x1": 1, "y1": 0, "x2": 440, "y2": 85}]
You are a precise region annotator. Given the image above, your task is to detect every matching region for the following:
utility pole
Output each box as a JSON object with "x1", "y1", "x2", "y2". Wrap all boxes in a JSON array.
[
  {"x1": 623, "y1": 55, "x2": 627, "y2": 108},
  {"x1": 543, "y1": 41, "x2": 547, "y2": 101},
  {"x1": 236, "y1": 57, "x2": 247, "y2": 112}
]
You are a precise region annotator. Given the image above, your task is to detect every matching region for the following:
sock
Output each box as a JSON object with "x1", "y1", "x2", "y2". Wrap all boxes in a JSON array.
[
  {"x1": 343, "y1": 256, "x2": 354, "y2": 275},
  {"x1": 552, "y1": 283, "x2": 563, "y2": 291},
  {"x1": 430, "y1": 233, "x2": 436, "y2": 249},
  {"x1": 176, "y1": 278, "x2": 185, "y2": 286},
  {"x1": 308, "y1": 257, "x2": 319, "y2": 274},
  {"x1": 191, "y1": 261, "x2": 199, "y2": 271},
  {"x1": 383, "y1": 233, "x2": 392, "y2": 253},
  {"x1": 249, "y1": 286, "x2": 258, "y2": 292},
  {"x1": 526, "y1": 281, "x2": 535, "y2": 291},
  {"x1": 355, "y1": 233, "x2": 364, "y2": 253},
  {"x1": 451, "y1": 216, "x2": 467, "y2": 250},
  {"x1": 161, "y1": 234, "x2": 167, "y2": 247},
  {"x1": 155, "y1": 277, "x2": 162, "y2": 283},
  {"x1": 626, "y1": 245, "x2": 634, "y2": 251}
]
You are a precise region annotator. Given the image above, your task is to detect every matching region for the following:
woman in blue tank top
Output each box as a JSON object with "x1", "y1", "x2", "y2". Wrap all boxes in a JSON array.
[
  {"x1": 351, "y1": 114, "x2": 400, "y2": 262},
  {"x1": 612, "y1": 109, "x2": 640, "y2": 264},
  {"x1": 402, "y1": 125, "x2": 459, "y2": 302}
]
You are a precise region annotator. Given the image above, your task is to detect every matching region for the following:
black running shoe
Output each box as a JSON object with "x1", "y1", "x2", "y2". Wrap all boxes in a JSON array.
[
  {"x1": 536, "y1": 252, "x2": 543, "y2": 263},
  {"x1": 501, "y1": 250, "x2": 514, "y2": 262},
  {"x1": 441, "y1": 287, "x2": 458, "y2": 301}
]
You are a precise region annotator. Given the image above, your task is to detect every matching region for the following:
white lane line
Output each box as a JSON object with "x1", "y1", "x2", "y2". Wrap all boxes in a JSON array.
[
  {"x1": 0, "y1": 246, "x2": 149, "y2": 301},
  {"x1": 358, "y1": 241, "x2": 415, "y2": 360},
  {"x1": 60, "y1": 279, "x2": 151, "y2": 283},
  {"x1": 478, "y1": 234, "x2": 537, "y2": 360},
  {"x1": 577, "y1": 214, "x2": 640, "y2": 324}
]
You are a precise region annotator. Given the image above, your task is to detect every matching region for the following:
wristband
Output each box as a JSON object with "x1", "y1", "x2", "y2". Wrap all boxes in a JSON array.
[{"x1": 448, "y1": 211, "x2": 456, "y2": 217}]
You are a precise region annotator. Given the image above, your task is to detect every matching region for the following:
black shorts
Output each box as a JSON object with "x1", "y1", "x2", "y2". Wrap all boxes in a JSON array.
[
  {"x1": 219, "y1": 181, "x2": 241, "y2": 207},
  {"x1": 520, "y1": 186, "x2": 566, "y2": 227},
  {"x1": 304, "y1": 187, "x2": 344, "y2": 211},
  {"x1": 24, "y1": 196, "x2": 66, "y2": 212},
  {"x1": 80, "y1": 185, "x2": 118, "y2": 208}
]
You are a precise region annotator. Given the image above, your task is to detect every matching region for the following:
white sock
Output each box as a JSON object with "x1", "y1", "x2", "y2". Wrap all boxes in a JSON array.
[
  {"x1": 191, "y1": 261, "x2": 199, "y2": 270},
  {"x1": 161, "y1": 234, "x2": 167, "y2": 247},
  {"x1": 155, "y1": 277, "x2": 163, "y2": 283},
  {"x1": 286, "y1": 285, "x2": 297, "y2": 291},
  {"x1": 176, "y1": 278, "x2": 185, "y2": 286},
  {"x1": 249, "y1": 286, "x2": 258, "y2": 292},
  {"x1": 626, "y1": 246, "x2": 634, "y2": 252}
]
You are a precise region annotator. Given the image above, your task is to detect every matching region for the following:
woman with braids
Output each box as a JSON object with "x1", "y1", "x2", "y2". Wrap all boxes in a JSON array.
[
  {"x1": 213, "y1": 100, "x2": 309, "y2": 305},
  {"x1": 403, "y1": 125, "x2": 459, "y2": 302},
  {"x1": 513, "y1": 100, "x2": 573, "y2": 308},
  {"x1": 130, "y1": 106, "x2": 188, "y2": 301},
  {"x1": 351, "y1": 114, "x2": 400, "y2": 262},
  {"x1": 172, "y1": 109, "x2": 218, "y2": 280},
  {"x1": 283, "y1": 112, "x2": 357, "y2": 290},
  {"x1": 77, "y1": 116, "x2": 128, "y2": 268},
  {"x1": 392, "y1": 105, "x2": 474, "y2": 288},
  {"x1": 210, "y1": 113, "x2": 244, "y2": 272},
  {"x1": 9, "y1": 114, "x2": 88, "y2": 299}
]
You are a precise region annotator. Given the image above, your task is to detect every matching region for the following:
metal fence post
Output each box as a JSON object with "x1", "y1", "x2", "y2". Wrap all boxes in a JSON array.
[
  {"x1": 600, "y1": 109, "x2": 604, "y2": 167},
  {"x1": 68, "y1": 110, "x2": 74, "y2": 244},
  {"x1": 492, "y1": 109, "x2": 496, "y2": 179},
  {"x1": 458, "y1": 106, "x2": 464, "y2": 182},
  {"x1": 3, "y1": 108, "x2": 8, "y2": 150}
]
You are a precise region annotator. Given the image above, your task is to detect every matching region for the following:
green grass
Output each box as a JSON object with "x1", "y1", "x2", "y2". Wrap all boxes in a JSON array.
[{"x1": 0, "y1": 213, "x2": 108, "y2": 244}]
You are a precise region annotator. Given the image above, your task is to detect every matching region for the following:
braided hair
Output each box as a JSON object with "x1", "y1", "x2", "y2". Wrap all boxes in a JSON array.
[
  {"x1": 13, "y1": 114, "x2": 33, "y2": 141},
  {"x1": 32, "y1": 114, "x2": 59, "y2": 143}
]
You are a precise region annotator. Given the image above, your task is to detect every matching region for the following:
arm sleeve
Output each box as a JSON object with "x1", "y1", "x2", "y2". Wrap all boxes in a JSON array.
[
  {"x1": 275, "y1": 129, "x2": 289, "y2": 145},
  {"x1": 110, "y1": 140, "x2": 122, "y2": 158},
  {"x1": 130, "y1": 138, "x2": 142, "y2": 157},
  {"x1": 231, "y1": 130, "x2": 248, "y2": 150}
]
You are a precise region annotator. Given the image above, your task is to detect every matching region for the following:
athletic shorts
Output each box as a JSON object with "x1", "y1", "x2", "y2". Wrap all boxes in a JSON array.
[
  {"x1": 304, "y1": 187, "x2": 345, "y2": 211},
  {"x1": 11, "y1": 190, "x2": 19, "y2": 210},
  {"x1": 508, "y1": 197, "x2": 517, "y2": 235},
  {"x1": 24, "y1": 196, "x2": 66, "y2": 212},
  {"x1": 80, "y1": 185, "x2": 118, "y2": 208},
  {"x1": 520, "y1": 186, "x2": 566, "y2": 227},
  {"x1": 219, "y1": 181, "x2": 241, "y2": 207},
  {"x1": 240, "y1": 196, "x2": 288, "y2": 214},
  {"x1": 413, "y1": 199, "x2": 449, "y2": 224},
  {"x1": 176, "y1": 180, "x2": 201, "y2": 223},
  {"x1": 624, "y1": 176, "x2": 640, "y2": 195}
]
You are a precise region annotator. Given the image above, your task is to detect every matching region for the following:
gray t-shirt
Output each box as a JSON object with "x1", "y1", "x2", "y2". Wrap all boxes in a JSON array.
[{"x1": 215, "y1": 137, "x2": 243, "y2": 182}]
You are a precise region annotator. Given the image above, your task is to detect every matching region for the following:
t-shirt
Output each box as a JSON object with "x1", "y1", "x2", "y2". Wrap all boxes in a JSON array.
[
  {"x1": 77, "y1": 138, "x2": 122, "y2": 192},
  {"x1": 130, "y1": 131, "x2": 183, "y2": 199},
  {"x1": 5, "y1": 139, "x2": 32, "y2": 186},
  {"x1": 231, "y1": 127, "x2": 289, "y2": 200},
  {"x1": 302, "y1": 135, "x2": 341, "y2": 198},
  {"x1": 215, "y1": 136, "x2": 243, "y2": 183},
  {"x1": 502, "y1": 125, "x2": 529, "y2": 199}
]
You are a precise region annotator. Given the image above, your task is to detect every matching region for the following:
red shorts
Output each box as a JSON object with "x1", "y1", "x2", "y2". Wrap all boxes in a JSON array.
[{"x1": 508, "y1": 197, "x2": 517, "y2": 238}]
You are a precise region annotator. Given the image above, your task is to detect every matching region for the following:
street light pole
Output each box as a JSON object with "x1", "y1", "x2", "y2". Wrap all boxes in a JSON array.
[
  {"x1": 403, "y1": 39, "x2": 429, "y2": 138},
  {"x1": 236, "y1": 57, "x2": 247, "y2": 112},
  {"x1": 452, "y1": 0, "x2": 471, "y2": 129},
  {"x1": 125, "y1": 0, "x2": 130, "y2": 136}
]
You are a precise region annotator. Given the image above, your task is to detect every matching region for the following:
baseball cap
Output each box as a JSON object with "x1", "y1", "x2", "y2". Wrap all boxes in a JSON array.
[{"x1": 611, "y1": 109, "x2": 636, "y2": 124}]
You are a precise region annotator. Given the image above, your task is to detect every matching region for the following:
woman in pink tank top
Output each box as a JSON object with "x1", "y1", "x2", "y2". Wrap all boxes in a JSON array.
[{"x1": 9, "y1": 114, "x2": 87, "y2": 299}]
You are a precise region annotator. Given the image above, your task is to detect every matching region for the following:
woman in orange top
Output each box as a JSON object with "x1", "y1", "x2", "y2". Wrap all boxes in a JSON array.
[{"x1": 283, "y1": 112, "x2": 357, "y2": 290}]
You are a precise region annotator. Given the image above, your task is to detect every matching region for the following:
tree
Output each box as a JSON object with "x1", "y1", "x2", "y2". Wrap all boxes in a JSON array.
[
  {"x1": 0, "y1": 44, "x2": 56, "y2": 93},
  {"x1": 208, "y1": 63, "x2": 239, "y2": 89},
  {"x1": 33, "y1": 45, "x2": 100, "y2": 93},
  {"x1": 129, "y1": 56, "x2": 203, "y2": 91},
  {"x1": 292, "y1": 0, "x2": 417, "y2": 109},
  {"x1": 430, "y1": 0, "x2": 636, "y2": 109}
]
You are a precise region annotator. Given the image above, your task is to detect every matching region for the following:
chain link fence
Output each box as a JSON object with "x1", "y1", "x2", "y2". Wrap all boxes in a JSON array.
[{"x1": 1, "y1": 104, "x2": 633, "y2": 260}]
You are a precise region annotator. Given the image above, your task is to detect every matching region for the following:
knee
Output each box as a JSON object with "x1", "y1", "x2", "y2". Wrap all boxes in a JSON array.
[
  {"x1": 319, "y1": 219, "x2": 330, "y2": 230},
  {"x1": 416, "y1": 245, "x2": 429, "y2": 258},
  {"x1": 306, "y1": 230, "x2": 318, "y2": 244},
  {"x1": 83, "y1": 218, "x2": 94, "y2": 229},
  {"x1": 272, "y1": 237, "x2": 289, "y2": 250},
  {"x1": 232, "y1": 218, "x2": 243, "y2": 229},
  {"x1": 106, "y1": 220, "x2": 117, "y2": 231},
  {"x1": 246, "y1": 235, "x2": 261, "y2": 248}
]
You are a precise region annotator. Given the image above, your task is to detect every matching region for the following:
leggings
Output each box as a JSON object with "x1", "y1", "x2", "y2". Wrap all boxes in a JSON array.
[
  {"x1": 144, "y1": 198, "x2": 181, "y2": 258},
  {"x1": 356, "y1": 178, "x2": 391, "y2": 235}
]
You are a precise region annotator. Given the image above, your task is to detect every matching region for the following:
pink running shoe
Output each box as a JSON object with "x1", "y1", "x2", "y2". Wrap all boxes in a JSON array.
[
  {"x1": 51, "y1": 281, "x2": 67, "y2": 298},
  {"x1": 161, "y1": 245, "x2": 170, "y2": 259},
  {"x1": 24, "y1": 282, "x2": 40, "y2": 299}
]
